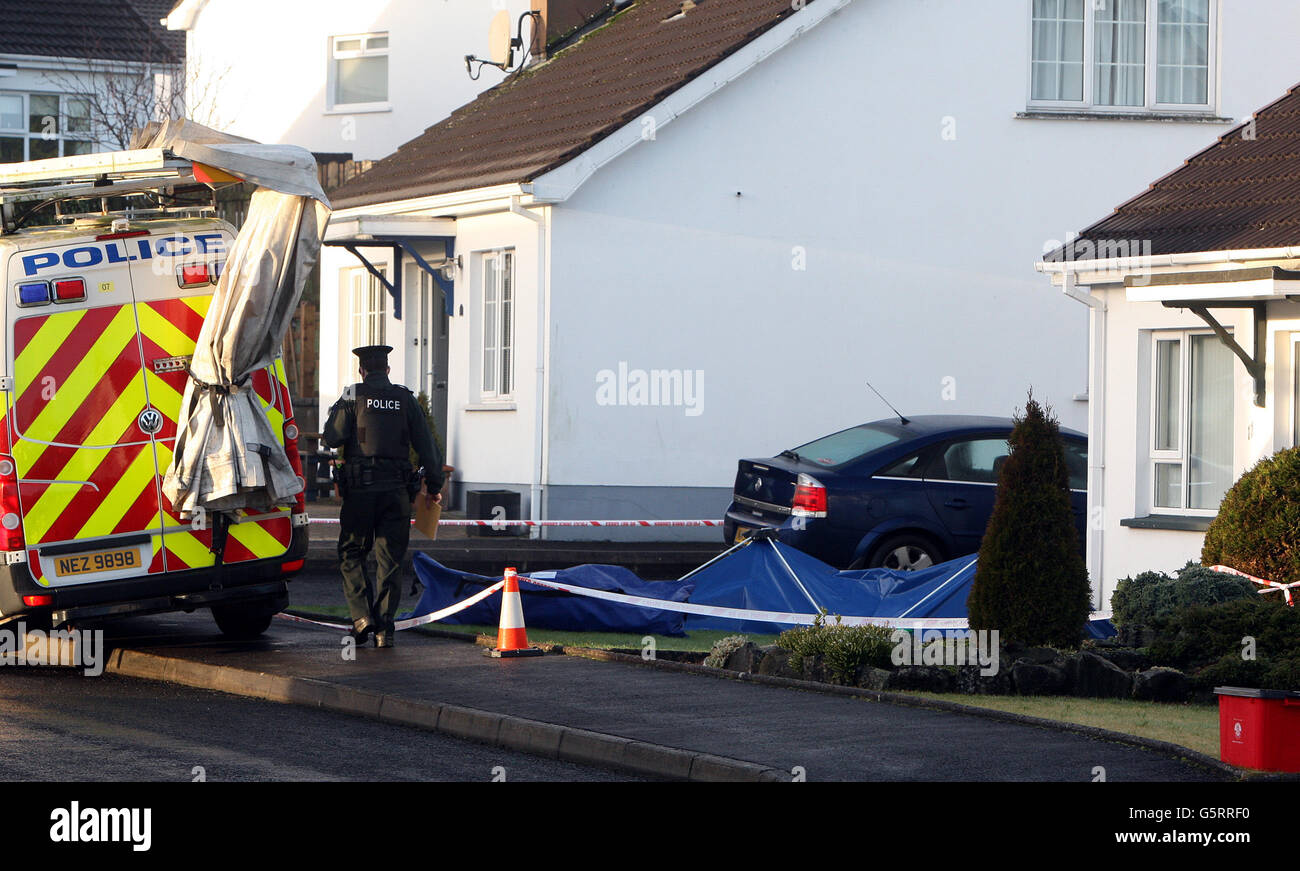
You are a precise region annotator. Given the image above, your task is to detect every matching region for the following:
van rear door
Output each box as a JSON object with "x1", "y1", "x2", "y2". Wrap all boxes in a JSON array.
[{"x1": 10, "y1": 234, "x2": 169, "y2": 586}]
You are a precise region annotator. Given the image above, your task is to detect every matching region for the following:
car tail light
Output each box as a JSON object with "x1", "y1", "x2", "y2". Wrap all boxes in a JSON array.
[
  {"x1": 791, "y1": 473, "x2": 828, "y2": 518},
  {"x1": 0, "y1": 456, "x2": 24, "y2": 551},
  {"x1": 281, "y1": 559, "x2": 304, "y2": 574},
  {"x1": 22, "y1": 594, "x2": 52, "y2": 607}
]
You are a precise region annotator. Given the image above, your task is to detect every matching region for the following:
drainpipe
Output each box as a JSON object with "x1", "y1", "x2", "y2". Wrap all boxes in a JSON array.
[
  {"x1": 510, "y1": 196, "x2": 548, "y2": 540},
  {"x1": 1063, "y1": 270, "x2": 1107, "y2": 609}
]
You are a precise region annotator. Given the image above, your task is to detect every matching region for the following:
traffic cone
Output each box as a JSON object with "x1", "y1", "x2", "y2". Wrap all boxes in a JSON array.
[{"x1": 490, "y1": 567, "x2": 543, "y2": 658}]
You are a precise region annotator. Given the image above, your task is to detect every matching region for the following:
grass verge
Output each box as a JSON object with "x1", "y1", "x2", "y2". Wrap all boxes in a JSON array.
[{"x1": 894, "y1": 691, "x2": 1220, "y2": 757}]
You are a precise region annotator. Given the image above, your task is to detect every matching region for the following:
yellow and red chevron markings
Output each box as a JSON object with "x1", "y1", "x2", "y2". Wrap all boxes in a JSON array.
[{"x1": 7, "y1": 294, "x2": 293, "y2": 584}]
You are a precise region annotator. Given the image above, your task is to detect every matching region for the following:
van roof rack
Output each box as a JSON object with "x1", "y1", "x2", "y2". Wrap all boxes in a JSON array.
[{"x1": 0, "y1": 148, "x2": 207, "y2": 235}]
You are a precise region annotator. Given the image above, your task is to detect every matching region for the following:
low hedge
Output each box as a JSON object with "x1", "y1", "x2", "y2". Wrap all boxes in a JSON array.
[{"x1": 1111, "y1": 562, "x2": 1255, "y2": 629}]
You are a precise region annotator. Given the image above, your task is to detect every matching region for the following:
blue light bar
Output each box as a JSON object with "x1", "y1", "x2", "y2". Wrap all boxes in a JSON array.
[{"x1": 17, "y1": 281, "x2": 49, "y2": 306}]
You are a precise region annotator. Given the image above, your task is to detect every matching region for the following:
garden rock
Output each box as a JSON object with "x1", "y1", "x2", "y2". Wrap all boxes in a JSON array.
[
  {"x1": 1012, "y1": 661, "x2": 1070, "y2": 695},
  {"x1": 1072, "y1": 651, "x2": 1134, "y2": 698},
  {"x1": 756, "y1": 647, "x2": 799, "y2": 680},
  {"x1": 886, "y1": 666, "x2": 955, "y2": 693},
  {"x1": 723, "y1": 642, "x2": 764, "y2": 673},
  {"x1": 1132, "y1": 667, "x2": 1190, "y2": 702}
]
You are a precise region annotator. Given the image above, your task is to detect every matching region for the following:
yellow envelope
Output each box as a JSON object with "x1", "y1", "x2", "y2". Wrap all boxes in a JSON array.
[{"x1": 414, "y1": 495, "x2": 441, "y2": 540}]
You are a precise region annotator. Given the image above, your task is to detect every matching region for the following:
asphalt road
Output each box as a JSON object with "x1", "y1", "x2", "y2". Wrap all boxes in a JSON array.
[{"x1": 0, "y1": 668, "x2": 643, "y2": 782}]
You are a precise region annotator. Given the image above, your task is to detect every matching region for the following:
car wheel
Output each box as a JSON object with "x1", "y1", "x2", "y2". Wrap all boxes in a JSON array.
[{"x1": 867, "y1": 534, "x2": 941, "y2": 572}]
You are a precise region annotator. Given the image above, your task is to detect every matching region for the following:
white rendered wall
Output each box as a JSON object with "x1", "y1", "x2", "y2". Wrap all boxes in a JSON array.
[
  {"x1": 179, "y1": 0, "x2": 530, "y2": 158},
  {"x1": 540, "y1": 0, "x2": 1300, "y2": 494}
]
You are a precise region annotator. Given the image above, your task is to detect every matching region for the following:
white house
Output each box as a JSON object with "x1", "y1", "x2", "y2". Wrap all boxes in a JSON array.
[
  {"x1": 1038, "y1": 81, "x2": 1300, "y2": 608},
  {"x1": 0, "y1": 0, "x2": 181, "y2": 160},
  {"x1": 317, "y1": 0, "x2": 1300, "y2": 547},
  {"x1": 163, "y1": 0, "x2": 536, "y2": 161}
]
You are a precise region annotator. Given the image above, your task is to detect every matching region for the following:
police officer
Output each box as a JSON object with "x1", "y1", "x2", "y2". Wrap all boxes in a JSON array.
[{"x1": 323, "y1": 345, "x2": 444, "y2": 648}]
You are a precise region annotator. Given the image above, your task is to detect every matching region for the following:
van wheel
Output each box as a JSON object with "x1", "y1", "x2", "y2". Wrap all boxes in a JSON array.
[
  {"x1": 211, "y1": 602, "x2": 276, "y2": 639},
  {"x1": 866, "y1": 534, "x2": 941, "y2": 572}
]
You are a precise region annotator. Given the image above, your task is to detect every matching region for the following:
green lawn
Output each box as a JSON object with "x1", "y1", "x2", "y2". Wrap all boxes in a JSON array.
[
  {"x1": 893, "y1": 691, "x2": 1221, "y2": 757},
  {"x1": 286, "y1": 604, "x2": 777, "y2": 652}
]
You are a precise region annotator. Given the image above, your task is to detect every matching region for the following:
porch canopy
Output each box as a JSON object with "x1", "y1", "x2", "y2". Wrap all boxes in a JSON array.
[
  {"x1": 322, "y1": 215, "x2": 457, "y2": 319},
  {"x1": 1124, "y1": 267, "x2": 1300, "y2": 407}
]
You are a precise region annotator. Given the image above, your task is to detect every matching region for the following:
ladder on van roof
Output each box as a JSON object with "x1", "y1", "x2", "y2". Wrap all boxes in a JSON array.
[{"x1": 0, "y1": 148, "x2": 205, "y2": 234}]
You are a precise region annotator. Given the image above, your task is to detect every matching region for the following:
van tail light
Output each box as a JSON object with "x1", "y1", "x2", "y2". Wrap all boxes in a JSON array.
[
  {"x1": 0, "y1": 456, "x2": 25, "y2": 551},
  {"x1": 282, "y1": 418, "x2": 306, "y2": 514},
  {"x1": 791, "y1": 473, "x2": 828, "y2": 518}
]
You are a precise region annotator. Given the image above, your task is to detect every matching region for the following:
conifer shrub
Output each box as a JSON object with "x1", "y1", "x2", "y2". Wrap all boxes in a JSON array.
[
  {"x1": 1202, "y1": 446, "x2": 1300, "y2": 589},
  {"x1": 966, "y1": 395, "x2": 1090, "y2": 647}
]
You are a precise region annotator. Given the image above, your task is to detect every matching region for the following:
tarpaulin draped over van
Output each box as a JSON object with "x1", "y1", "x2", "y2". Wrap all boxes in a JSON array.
[{"x1": 142, "y1": 120, "x2": 332, "y2": 515}]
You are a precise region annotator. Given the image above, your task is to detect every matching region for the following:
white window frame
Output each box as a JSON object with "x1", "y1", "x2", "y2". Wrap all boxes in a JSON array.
[
  {"x1": 1147, "y1": 329, "x2": 1233, "y2": 516},
  {"x1": 1026, "y1": 0, "x2": 1218, "y2": 115},
  {"x1": 0, "y1": 92, "x2": 99, "y2": 163},
  {"x1": 1291, "y1": 333, "x2": 1300, "y2": 448},
  {"x1": 347, "y1": 266, "x2": 387, "y2": 380},
  {"x1": 479, "y1": 250, "x2": 514, "y2": 401},
  {"x1": 327, "y1": 32, "x2": 390, "y2": 113}
]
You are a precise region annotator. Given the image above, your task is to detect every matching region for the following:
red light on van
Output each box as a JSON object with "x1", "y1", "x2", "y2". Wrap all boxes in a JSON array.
[
  {"x1": 22, "y1": 595, "x2": 53, "y2": 607},
  {"x1": 95, "y1": 229, "x2": 150, "y2": 241},
  {"x1": 176, "y1": 264, "x2": 210, "y2": 288},
  {"x1": 281, "y1": 559, "x2": 304, "y2": 574},
  {"x1": 53, "y1": 278, "x2": 85, "y2": 302},
  {"x1": 0, "y1": 455, "x2": 23, "y2": 551}
]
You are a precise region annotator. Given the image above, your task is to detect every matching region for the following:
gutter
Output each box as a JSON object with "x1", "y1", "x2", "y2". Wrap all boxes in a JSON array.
[
  {"x1": 1037, "y1": 245, "x2": 1300, "y2": 279},
  {"x1": 510, "y1": 196, "x2": 549, "y2": 540}
]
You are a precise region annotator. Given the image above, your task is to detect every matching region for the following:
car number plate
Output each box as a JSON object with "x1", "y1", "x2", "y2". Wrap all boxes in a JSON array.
[{"x1": 53, "y1": 547, "x2": 141, "y2": 577}]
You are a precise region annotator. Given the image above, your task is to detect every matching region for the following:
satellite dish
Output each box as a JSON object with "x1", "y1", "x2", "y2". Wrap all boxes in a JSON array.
[{"x1": 488, "y1": 11, "x2": 513, "y2": 67}]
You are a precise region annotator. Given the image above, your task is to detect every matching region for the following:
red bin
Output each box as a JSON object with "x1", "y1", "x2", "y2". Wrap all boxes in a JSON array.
[{"x1": 1215, "y1": 686, "x2": 1300, "y2": 772}]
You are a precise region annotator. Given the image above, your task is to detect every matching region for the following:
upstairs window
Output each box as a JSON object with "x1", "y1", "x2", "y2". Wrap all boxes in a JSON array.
[
  {"x1": 330, "y1": 33, "x2": 389, "y2": 110},
  {"x1": 0, "y1": 93, "x2": 96, "y2": 162},
  {"x1": 1030, "y1": 0, "x2": 1214, "y2": 113}
]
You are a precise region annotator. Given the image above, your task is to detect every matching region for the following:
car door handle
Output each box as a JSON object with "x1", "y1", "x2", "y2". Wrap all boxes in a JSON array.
[{"x1": 944, "y1": 498, "x2": 970, "y2": 509}]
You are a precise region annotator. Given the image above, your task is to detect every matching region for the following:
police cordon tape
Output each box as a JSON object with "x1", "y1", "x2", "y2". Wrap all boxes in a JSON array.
[
  {"x1": 1209, "y1": 564, "x2": 1299, "y2": 606},
  {"x1": 278, "y1": 570, "x2": 1113, "y2": 634},
  {"x1": 308, "y1": 518, "x2": 721, "y2": 527},
  {"x1": 276, "y1": 580, "x2": 506, "y2": 632}
]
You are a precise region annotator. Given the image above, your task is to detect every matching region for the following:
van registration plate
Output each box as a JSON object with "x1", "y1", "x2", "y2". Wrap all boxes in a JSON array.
[{"x1": 53, "y1": 547, "x2": 141, "y2": 577}]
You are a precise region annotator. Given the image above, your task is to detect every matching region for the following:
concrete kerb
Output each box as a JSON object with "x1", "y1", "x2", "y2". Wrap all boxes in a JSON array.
[
  {"x1": 105, "y1": 647, "x2": 781, "y2": 782},
  {"x1": 559, "y1": 646, "x2": 1266, "y2": 782}
]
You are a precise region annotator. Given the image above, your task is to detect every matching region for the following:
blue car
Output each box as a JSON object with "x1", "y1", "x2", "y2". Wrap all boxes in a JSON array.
[{"x1": 723, "y1": 415, "x2": 1087, "y2": 570}]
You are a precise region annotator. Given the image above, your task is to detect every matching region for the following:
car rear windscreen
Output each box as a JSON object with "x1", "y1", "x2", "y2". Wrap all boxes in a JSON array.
[{"x1": 792, "y1": 424, "x2": 912, "y2": 467}]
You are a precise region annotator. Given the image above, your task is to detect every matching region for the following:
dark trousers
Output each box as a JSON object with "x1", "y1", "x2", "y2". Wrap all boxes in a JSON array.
[{"x1": 338, "y1": 486, "x2": 412, "y2": 630}]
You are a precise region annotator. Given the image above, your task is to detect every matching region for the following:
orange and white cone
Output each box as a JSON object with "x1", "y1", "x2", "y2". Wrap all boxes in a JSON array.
[{"x1": 490, "y1": 567, "x2": 543, "y2": 658}]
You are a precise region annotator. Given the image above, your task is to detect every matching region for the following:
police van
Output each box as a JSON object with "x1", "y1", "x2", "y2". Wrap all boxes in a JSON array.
[{"x1": 0, "y1": 150, "x2": 308, "y2": 637}]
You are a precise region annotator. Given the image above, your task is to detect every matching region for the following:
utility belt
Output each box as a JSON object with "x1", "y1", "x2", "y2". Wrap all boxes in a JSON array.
[{"x1": 333, "y1": 456, "x2": 414, "y2": 495}]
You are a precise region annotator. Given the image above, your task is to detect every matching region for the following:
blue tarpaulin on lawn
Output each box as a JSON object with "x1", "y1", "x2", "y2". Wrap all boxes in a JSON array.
[
  {"x1": 682, "y1": 539, "x2": 977, "y2": 633},
  {"x1": 405, "y1": 538, "x2": 1116, "y2": 639},
  {"x1": 405, "y1": 552, "x2": 694, "y2": 636}
]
